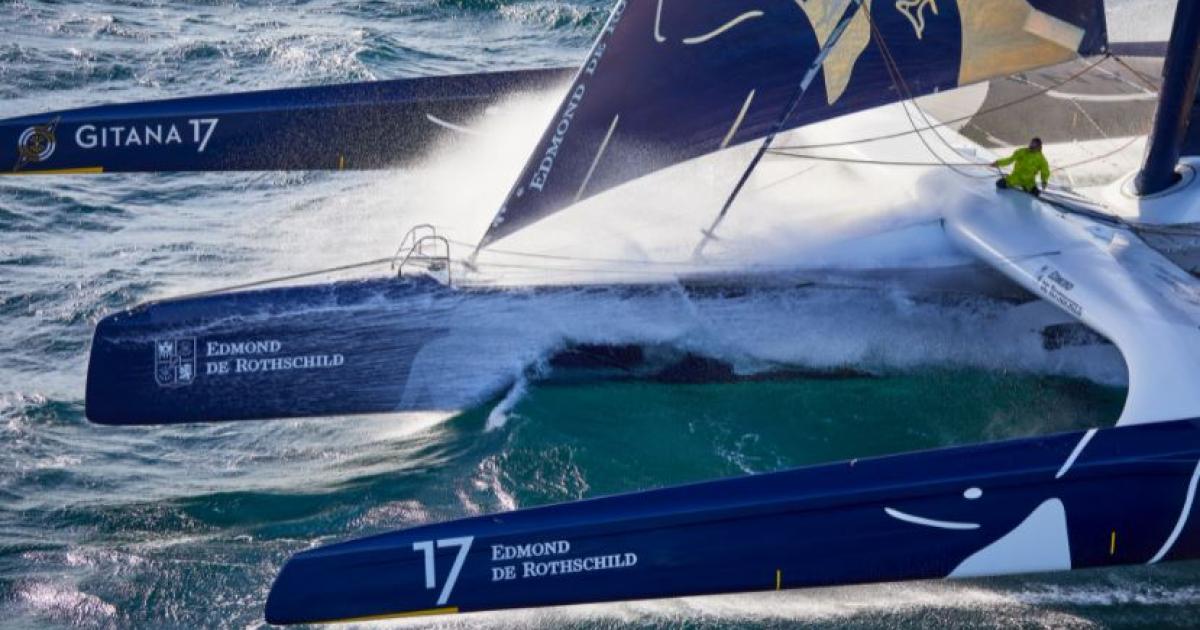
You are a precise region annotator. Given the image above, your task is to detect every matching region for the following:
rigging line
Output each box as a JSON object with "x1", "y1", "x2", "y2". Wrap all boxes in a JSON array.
[
  {"x1": 1109, "y1": 53, "x2": 1162, "y2": 93},
  {"x1": 770, "y1": 56, "x2": 1111, "y2": 152},
  {"x1": 446, "y1": 238, "x2": 836, "y2": 271},
  {"x1": 765, "y1": 150, "x2": 987, "y2": 168},
  {"x1": 449, "y1": 242, "x2": 859, "y2": 273},
  {"x1": 444, "y1": 237, "x2": 704, "y2": 267},
  {"x1": 450, "y1": 257, "x2": 843, "y2": 278},
  {"x1": 457, "y1": 261, "x2": 704, "y2": 276},
  {"x1": 692, "y1": 0, "x2": 866, "y2": 259},
  {"x1": 145, "y1": 257, "x2": 396, "y2": 305},
  {"x1": 859, "y1": 8, "x2": 977, "y2": 176},
  {"x1": 889, "y1": 61, "x2": 1000, "y2": 176},
  {"x1": 1007, "y1": 71, "x2": 1113, "y2": 142},
  {"x1": 1051, "y1": 134, "x2": 1143, "y2": 172},
  {"x1": 752, "y1": 164, "x2": 820, "y2": 192},
  {"x1": 767, "y1": 135, "x2": 1143, "y2": 174},
  {"x1": 862, "y1": 9, "x2": 994, "y2": 180},
  {"x1": 154, "y1": 248, "x2": 819, "y2": 304},
  {"x1": 1067, "y1": 56, "x2": 1157, "y2": 98}
]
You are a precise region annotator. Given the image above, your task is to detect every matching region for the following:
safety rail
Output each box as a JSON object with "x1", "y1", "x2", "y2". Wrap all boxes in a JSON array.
[{"x1": 392, "y1": 224, "x2": 452, "y2": 284}]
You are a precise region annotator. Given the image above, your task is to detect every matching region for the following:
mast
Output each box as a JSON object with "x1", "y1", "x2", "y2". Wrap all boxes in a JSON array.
[
  {"x1": 1135, "y1": 0, "x2": 1200, "y2": 196},
  {"x1": 692, "y1": 0, "x2": 865, "y2": 258}
]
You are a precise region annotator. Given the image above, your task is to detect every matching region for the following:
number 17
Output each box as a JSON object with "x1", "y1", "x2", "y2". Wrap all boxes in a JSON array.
[{"x1": 412, "y1": 536, "x2": 474, "y2": 605}]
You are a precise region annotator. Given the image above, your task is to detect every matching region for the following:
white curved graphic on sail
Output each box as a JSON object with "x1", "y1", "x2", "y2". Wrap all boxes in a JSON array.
[
  {"x1": 654, "y1": 0, "x2": 667, "y2": 42},
  {"x1": 681, "y1": 11, "x2": 766, "y2": 45}
]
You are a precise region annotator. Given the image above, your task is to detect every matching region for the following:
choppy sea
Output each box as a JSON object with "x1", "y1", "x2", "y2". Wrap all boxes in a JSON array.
[{"x1": 0, "y1": 0, "x2": 1195, "y2": 628}]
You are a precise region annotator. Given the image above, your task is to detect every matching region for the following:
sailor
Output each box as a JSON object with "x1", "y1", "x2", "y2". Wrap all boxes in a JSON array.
[{"x1": 991, "y1": 138, "x2": 1050, "y2": 197}]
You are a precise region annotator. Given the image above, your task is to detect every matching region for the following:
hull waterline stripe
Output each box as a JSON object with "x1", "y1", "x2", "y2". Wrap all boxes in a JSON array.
[
  {"x1": 322, "y1": 606, "x2": 458, "y2": 624},
  {"x1": 2, "y1": 166, "x2": 103, "y2": 176}
]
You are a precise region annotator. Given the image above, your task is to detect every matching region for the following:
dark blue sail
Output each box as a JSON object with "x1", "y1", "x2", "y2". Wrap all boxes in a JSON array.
[
  {"x1": 1, "y1": 67, "x2": 571, "y2": 174},
  {"x1": 478, "y1": 0, "x2": 1108, "y2": 248}
]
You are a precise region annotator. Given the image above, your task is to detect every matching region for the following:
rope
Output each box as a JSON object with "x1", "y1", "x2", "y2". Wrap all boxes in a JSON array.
[
  {"x1": 445, "y1": 237, "x2": 704, "y2": 267},
  {"x1": 1051, "y1": 134, "x2": 1143, "y2": 172},
  {"x1": 691, "y1": 0, "x2": 868, "y2": 258},
  {"x1": 1109, "y1": 54, "x2": 1162, "y2": 93},
  {"x1": 766, "y1": 134, "x2": 1142, "y2": 174},
  {"x1": 150, "y1": 257, "x2": 395, "y2": 304},
  {"x1": 861, "y1": 7, "x2": 998, "y2": 180},
  {"x1": 765, "y1": 151, "x2": 987, "y2": 169},
  {"x1": 150, "y1": 246, "x2": 800, "y2": 302},
  {"x1": 772, "y1": 55, "x2": 1112, "y2": 152}
]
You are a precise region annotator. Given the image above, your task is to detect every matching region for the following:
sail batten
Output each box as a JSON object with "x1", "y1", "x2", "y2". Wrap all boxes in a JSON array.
[{"x1": 478, "y1": 0, "x2": 1108, "y2": 249}]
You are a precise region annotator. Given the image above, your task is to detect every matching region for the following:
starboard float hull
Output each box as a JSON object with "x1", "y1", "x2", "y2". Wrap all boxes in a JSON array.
[{"x1": 265, "y1": 417, "x2": 1200, "y2": 624}]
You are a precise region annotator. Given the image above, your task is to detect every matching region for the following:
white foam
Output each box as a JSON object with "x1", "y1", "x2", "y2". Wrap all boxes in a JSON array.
[
  {"x1": 367, "y1": 581, "x2": 1114, "y2": 629},
  {"x1": 16, "y1": 581, "x2": 117, "y2": 623},
  {"x1": 486, "y1": 375, "x2": 529, "y2": 432}
]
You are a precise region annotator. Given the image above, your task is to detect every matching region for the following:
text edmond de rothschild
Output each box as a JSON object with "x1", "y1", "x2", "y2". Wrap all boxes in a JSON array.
[{"x1": 202, "y1": 340, "x2": 344, "y2": 375}]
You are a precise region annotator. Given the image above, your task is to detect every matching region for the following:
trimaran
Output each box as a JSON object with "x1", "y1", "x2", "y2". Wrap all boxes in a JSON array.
[{"x1": 6, "y1": 0, "x2": 1200, "y2": 624}]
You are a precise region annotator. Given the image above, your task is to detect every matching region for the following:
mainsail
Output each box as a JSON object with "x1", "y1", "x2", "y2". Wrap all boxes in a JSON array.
[{"x1": 477, "y1": 0, "x2": 1108, "y2": 249}]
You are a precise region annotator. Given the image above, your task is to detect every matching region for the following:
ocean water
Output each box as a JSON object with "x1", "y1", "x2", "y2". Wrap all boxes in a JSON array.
[{"x1": 0, "y1": 1, "x2": 1193, "y2": 628}]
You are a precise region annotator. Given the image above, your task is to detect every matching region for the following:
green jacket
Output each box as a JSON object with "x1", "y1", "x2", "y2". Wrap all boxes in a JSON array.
[{"x1": 996, "y1": 147, "x2": 1050, "y2": 192}]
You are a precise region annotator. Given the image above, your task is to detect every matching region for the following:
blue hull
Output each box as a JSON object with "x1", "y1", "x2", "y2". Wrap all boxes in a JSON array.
[
  {"x1": 91, "y1": 275, "x2": 910, "y2": 426},
  {"x1": 266, "y1": 418, "x2": 1200, "y2": 624},
  {"x1": 2, "y1": 67, "x2": 571, "y2": 174},
  {"x1": 86, "y1": 277, "x2": 457, "y2": 425}
]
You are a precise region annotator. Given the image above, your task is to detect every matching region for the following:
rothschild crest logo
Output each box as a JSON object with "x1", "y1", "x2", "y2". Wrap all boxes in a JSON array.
[
  {"x1": 18, "y1": 124, "x2": 57, "y2": 163},
  {"x1": 155, "y1": 338, "x2": 197, "y2": 387}
]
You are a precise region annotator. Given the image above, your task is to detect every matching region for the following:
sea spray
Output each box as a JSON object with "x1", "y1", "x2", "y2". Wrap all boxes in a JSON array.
[{"x1": 487, "y1": 374, "x2": 530, "y2": 431}]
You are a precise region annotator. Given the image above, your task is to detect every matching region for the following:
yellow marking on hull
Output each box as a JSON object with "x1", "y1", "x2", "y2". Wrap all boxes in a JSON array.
[
  {"x1": 339, "y1": 154, "x2": 345, "y2": 170},
  {"x1": 1110, "y1": 530, "x2": 1116, "y2": 556},
  {"x1": 321, "y1": 606, "x2": 458, "y2": 624},
  {"x1": 776, "y1": 569, "x2": 782, "y2": 591},
  {"x1": 2, "y1": 166, "x2": 104, "y2": 176}
]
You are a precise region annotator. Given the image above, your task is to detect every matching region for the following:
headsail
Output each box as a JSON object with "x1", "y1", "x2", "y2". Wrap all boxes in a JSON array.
[{"x1": 477, "y1": 0, "x2": 1108, "y2": 249}]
